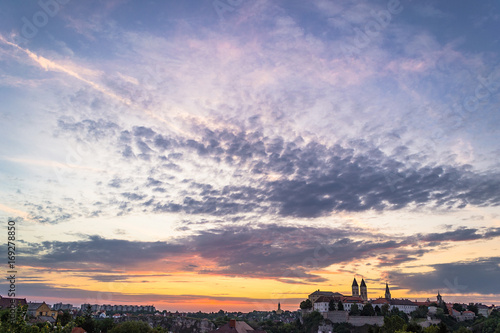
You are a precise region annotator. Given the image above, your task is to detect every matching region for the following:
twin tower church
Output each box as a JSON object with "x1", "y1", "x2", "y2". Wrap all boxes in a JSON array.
[{"x1": 351, "y1": 278, "x2": 392, "y2": 301}]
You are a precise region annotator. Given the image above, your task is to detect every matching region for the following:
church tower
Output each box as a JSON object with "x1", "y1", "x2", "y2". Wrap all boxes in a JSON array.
[
  {"x1": 360, "y1": 279, "x2": 368, "y2": 301},
  {"x1": 276, "y1": 302, "x2": 283, "y2": 315},
  {"x1": 352, "y1": 278, "x2": 359, "y2": 297},
  {"x1": 385, "y1": 283, "x2": 391, "y2": 300},
  {"x1": 437, "y1": 291, "x2": 443, "y2": 305}
]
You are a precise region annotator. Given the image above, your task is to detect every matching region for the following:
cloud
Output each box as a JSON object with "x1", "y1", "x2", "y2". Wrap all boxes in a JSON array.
[
  {"x1": 21, "y1": 235, "x2": 185, "y2": 269},
  {"x1": 389, "y1": 257, "x2": 500, "y2": 295},
  {"x1": 20, "y1": 225, "x2": 500, "y2": 284}
]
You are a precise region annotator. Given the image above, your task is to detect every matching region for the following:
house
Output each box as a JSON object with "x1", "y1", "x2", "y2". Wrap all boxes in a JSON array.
[
  {"x1": 71, "y1": 328, "x2": 87, "y2": 333},
  {"x1": 308, "y1": 291, "x2": 342, "y2": 304},
  {"x1": 341, "y1": 296, "x2": 364, "y2": 312},
  {"x1": 451, "y1": 309, "x2": 475, "y2": 322},
  {"x1": 477, "y1": 304, "x2": 490, "y2": 317},
  {"x1": 372, "y1": 298, "x2": 389, "y2": 306},
  {"x1": 27, "y1": 302, "x2": 57, "y2": 319},
  {"x1": 389, "y1": 299, "x2": 417, "y2": 314},
  {"x1": 208, "y1": 319, "x2": 267, "y2": 333},
  {"x1": 36, "y1": 315, "x2": 57, "y2": 324},
  {"x1": 0, "y1": 296, "x2": 27, "y2": 310},
  {"x1": 462, "y1": 311, "x2": 476, "y2": 321},
  {"x1": 313, "y1": 296, "x2": 332, "y2": 312}
]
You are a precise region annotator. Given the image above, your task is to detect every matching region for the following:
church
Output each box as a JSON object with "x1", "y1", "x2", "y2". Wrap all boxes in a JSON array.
[{"x1": 308, "y1": 278, "x2": 369, "y2": 312}]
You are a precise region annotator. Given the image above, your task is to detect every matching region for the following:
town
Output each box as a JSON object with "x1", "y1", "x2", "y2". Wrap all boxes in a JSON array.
[{"x1": 1, "y1": 279, "x2": 499, "y2": 332}]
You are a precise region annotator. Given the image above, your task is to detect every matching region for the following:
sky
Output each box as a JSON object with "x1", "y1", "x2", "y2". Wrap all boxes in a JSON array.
[{"x1": 0, "y1": 0, "x2": 499, "y2": 313}]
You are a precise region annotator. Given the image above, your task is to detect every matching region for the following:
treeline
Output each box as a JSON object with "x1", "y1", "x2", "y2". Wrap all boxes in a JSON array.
[
  {"x1": 250, "y1": 309, "x2": 500, "y2": 333},
  {"x1": 0, "y1": 305, "x2": 167, "y2": 332}
]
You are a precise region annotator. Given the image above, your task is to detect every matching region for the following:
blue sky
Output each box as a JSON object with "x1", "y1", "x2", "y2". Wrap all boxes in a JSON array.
[{"x1": 0, "y1": 0, "x2": 499, "y2": 311}]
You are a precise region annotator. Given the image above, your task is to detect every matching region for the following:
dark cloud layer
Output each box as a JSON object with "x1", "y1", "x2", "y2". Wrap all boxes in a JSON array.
[
  {"x1": 390, "y1": 257, "x2": 500, "y2": 295},
  {"x1": 21, "y1": 236, "x2": 184, "y2": 269},
  {"x1": 19, "y1": 225, "x2": 500, "y2": 292}
]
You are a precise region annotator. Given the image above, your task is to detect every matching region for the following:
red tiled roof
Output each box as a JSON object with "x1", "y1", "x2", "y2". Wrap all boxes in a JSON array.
[
  {"x1": 342, "y1": 296, "x2": 364, "y2": 303},
  {"x1": 71, "y1": 328, "x2": 87, "y2": 333},
  {"x1": 372, "y1": 298, "x2": 389, "y2": 304}
]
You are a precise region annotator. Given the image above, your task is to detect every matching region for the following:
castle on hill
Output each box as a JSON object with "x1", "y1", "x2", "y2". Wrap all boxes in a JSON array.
[{"x1": 306, "y1": 278, "x2": 450, "y2": 316}]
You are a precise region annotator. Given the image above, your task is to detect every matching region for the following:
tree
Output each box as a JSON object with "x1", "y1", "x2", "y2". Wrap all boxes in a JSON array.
[
  {"x1": 97, "y1": 318, "x2": 116, "y2": 332},
  {"x1": 383, "y1": 315, "x2": 406, "y2": 333},
  {"x1": 329, "y1": 299, "x2": 336, "y2": 311},
  {"x1": 337, "y1": 301, "x2": 344, "y2": 311},
  {"x1": 302, "y1": 311, "x2": 323, "y2": 333},
  {"x1": 390, "y1": 308, "x2": 409, "y2": 323},
  {"x1": 452, "y1": 304, "x2": 464, "y2": 312},
  {"x1": 375, "y1": 305, "x2": 382, "y2": 316},
  {"x1": 423, "y1": 326, "x2": 439, "y2": 333},
  {"x1": 455, "y1": 327, "x2": 469, "y2": 333},
  {"x1": 381, "y1": 304, "x2": 390, "y2": 316},
  {"x1": 411, "y1": 305, "x2": 429, "y2": 319},
  {"x1": 0, "y1": 304, "x2": 29, "y2": 332},
  {"x1": 75, "y1": 305, "x2": 97, "y2": 333},
  {"x1": 439, "y1": 303, "x2": 449, "y2": 315},
  {"x1": 438, "y1": 322, "x2": 448, "y2": 333},
  {"x1": 109, "y1": 320, "x2": 153, "y2": 333},
  {"x1": 467, "y1": 304, "x2": 478, "y2": 316},
  {"x1": 57, "y1": 311, "x2": 72, "y2": 326},
  {"x1": 349, "y1": 303, "x2": 360, "y2": 316},
  {"x1": 406, "y1": 321, "x2": 422, "y2": 333},
  {"x1": 361, "y1": 304, "x2": 375, "y2": 316},
  {"x1": 300, "y1": 299, "x2": 312, "y2": 310}
]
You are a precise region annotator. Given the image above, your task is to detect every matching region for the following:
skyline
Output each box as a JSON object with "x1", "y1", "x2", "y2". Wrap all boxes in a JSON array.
[{"x1": 1, "y1": 0, "x2": 500, "y2": 312}]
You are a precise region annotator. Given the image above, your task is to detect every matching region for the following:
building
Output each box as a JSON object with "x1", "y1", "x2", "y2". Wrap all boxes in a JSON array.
[
  {"x1": 53, "y1": 303, "x2": 73, "y2": 311},
  {"x1": 342, "y1": 296, "x2": 364, "y2": 312},
  {"x1": 313, "y1": 296, "x2": 331, "y2": 312},
  {"x1": 0, "y1": 295, "x2": 27, "y2": 310},
  {"x1": 437, "y1": 291, "x2": 443, "y2": 305},
  {"x1": 352, "y1": 278, "x2": 360, "y2": 297},
  {"x1": 276, "y1": 302, "x2": 283, "y2": 315},
  {"x1": 385, "y1": 283, "x2": 391, "y2": 300},
  {"x1": 389, "y1": 299, "x2": 417, "y2": 314},
  {"x1": 360, "y1": 279, "x2": 367, "y2": 302},
  {"x1": 372, "y1": 298, "x2": 389, "y2": 310},
  {"x1": 81, "y1": 303, "x2": 155, "y2": 313},
  {"x1": 477, "y1": 304, "x2": 490, "y2": 317},
  {"x1": 308, "y1": 291, "x2": 340, "y2": 304},
  {"x1": 27, "y1": 302, "x2": 58, "y2": 319}
]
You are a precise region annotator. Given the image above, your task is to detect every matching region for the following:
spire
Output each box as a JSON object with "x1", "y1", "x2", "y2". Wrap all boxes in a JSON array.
[
  {"x1": 360, "y1": 278, "x2": 367, "y2": 301},
  {"x1": 385, "y1": 283, "x2": 390, "y2": 293},
  {"x1": 385, "y1": 283, "x2": 391, "y2": 300},
  {"x1": 352, "y1": 278, "x2": 360, "y2": 297}
]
